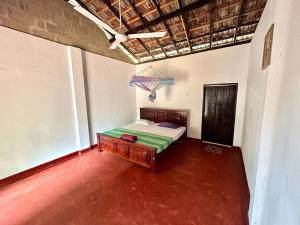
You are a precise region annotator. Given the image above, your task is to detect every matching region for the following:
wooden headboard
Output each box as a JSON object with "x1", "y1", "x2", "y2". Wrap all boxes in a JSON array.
[{"x1": 140, "y1": 107, "x2": 188, "y2": 128}]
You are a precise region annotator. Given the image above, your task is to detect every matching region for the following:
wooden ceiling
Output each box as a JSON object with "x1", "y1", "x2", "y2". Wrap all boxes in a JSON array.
[{"x1": 81, "y1": 0, "x2": 267, "y2": 63}]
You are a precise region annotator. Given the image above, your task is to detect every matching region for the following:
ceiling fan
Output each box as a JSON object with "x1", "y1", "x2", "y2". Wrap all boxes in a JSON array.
[{"x1": 68, "y1": 0, "x2": 166, "y2": 49}]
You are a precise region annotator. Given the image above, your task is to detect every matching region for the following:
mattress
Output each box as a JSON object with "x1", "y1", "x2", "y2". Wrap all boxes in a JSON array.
[
  {"x1": 103, "y1": 128, "x2": 173, "y2": 153},
  {"x1": 122, "y1": 122, "x2": 186, "y2": 142}
]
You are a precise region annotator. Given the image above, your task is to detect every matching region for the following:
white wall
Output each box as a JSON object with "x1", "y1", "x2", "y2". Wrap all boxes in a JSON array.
[
  {"x1": 0, "y1": 26, "x2": 78, "y2": 179},
  {"x1": 136, "y1": 45, "x2": 250, "y2": 146},
  {"x1": 0, "y1": 26, "x2": 136, "y2": 179},
  {"x1": 241, "y1": 0, "x2": 275, "y2": 217},
  {"x1": 68, "y1": 47, "x2": 91, "y2": 149},
  {"x1": 242, "y1": 0, "x2": 300, "y2": 224},
  {"x1": 83, "y1": 51, "x2": 136, "y2": 144}
]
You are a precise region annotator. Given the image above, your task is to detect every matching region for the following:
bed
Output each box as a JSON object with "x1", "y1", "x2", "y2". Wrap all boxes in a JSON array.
[{"x1": 97, "y1": 108, "x2": 188, "y2": 173}]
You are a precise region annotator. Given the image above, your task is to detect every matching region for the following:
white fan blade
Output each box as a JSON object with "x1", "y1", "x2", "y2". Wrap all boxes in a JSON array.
[
  {"x1": 69, "y1": 0, "x2": 80, "y2": 7},
  {"x1": 99, "y1": 26, "x2": 113, "y2": 39},
  {"x1": 73, "y1": 6, "x2": 118, "y2": 35},
  {"x1": 109, "y1": 40, "x2": 121, "y2": 49},
  {"x1": 128, "y1": 32, "x2": 167, "y2": 39},
  {"x1": 97, "y1": 20, "x2": 118, "y2": 35}
]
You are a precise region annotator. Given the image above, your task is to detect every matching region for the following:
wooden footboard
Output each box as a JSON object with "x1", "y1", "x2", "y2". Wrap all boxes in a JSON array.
[{"x1": 97, "y1": 133, "x2": 157, "y2": 173}]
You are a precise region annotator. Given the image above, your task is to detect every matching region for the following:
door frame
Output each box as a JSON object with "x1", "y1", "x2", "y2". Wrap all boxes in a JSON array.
[{"x1": 201, "y1": 83, "x2": 238, "y2": 146}]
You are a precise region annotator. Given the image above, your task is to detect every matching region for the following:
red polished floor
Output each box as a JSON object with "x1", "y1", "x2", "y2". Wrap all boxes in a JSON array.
[{"x1": 0, "y1": 139, "x2": 248, "y2": 225}]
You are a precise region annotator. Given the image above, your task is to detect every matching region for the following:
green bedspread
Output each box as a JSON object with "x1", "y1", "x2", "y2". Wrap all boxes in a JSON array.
[{"x1": 103, "y1": 128, "x2": 173, "y2": 153}]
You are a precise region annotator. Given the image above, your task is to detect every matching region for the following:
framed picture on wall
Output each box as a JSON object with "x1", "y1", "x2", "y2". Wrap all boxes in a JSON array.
[{"x1": 262, "y1": 24, "x2": 274, "y2": 70}]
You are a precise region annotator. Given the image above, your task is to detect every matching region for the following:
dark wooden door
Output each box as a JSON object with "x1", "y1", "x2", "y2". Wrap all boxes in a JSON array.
[{"x1": 201, "y1": 83, "x2": 238, "y2": 146}]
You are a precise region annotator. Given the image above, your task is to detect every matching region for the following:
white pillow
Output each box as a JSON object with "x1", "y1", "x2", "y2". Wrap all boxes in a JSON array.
[{"x1": 135, "y1": 119, "x2": 153, "y2": 126}]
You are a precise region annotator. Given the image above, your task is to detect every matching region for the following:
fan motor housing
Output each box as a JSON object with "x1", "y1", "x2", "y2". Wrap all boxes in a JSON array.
[{"x1": 115, "y1": 34, "x2": 128, "y2": 42}]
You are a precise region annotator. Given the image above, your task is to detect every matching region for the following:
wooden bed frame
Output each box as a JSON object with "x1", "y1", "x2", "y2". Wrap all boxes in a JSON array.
[{"x1": 97, "y1": 108, "x2": 188, "y2": 173}]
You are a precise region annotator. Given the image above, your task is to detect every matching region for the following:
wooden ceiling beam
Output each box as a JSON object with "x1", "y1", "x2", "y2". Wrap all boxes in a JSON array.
[
  {"x1": 135, "y1": 0, "x2": 148, "y2": 7},
  {"x1": 96, "y1": 7, "x2": 109, "y2": 14},
  {"x1": 151, "y1": 0, "x2": 179, "y2": 54},
  {"x1": 234, "y1": 0, "x2": 246, "y2": 43},
  {"x1": 127, "y1": 0, "x2": 167, "y2": 56},
  {"x1": 122, "y1": 6, "x2": 135, "y2": 14},
  {"x1": 177, "y1": 0, "x2": 192, "y2": 52},
  {"x1": 101, "y1": 0, "x2": 154, "y2": 58},
  {"x1": 127, "y1": 16, "x2": 141, "y2": 24},
  {"x1": 209, "y1": 3, "x2": 213, "y2": 47},
  {"x1": 127, "y1": 0, "x2": 213, "y2": 34},
  {"x1": 142, "y1": 8, "x2": 157, "y2": 17},
  {"x1": 111, "y1": 0, "x2": 119, "y2": 5},
  {"x1": 160, "y1": 36, "x2": 170, "y2": 41}
]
